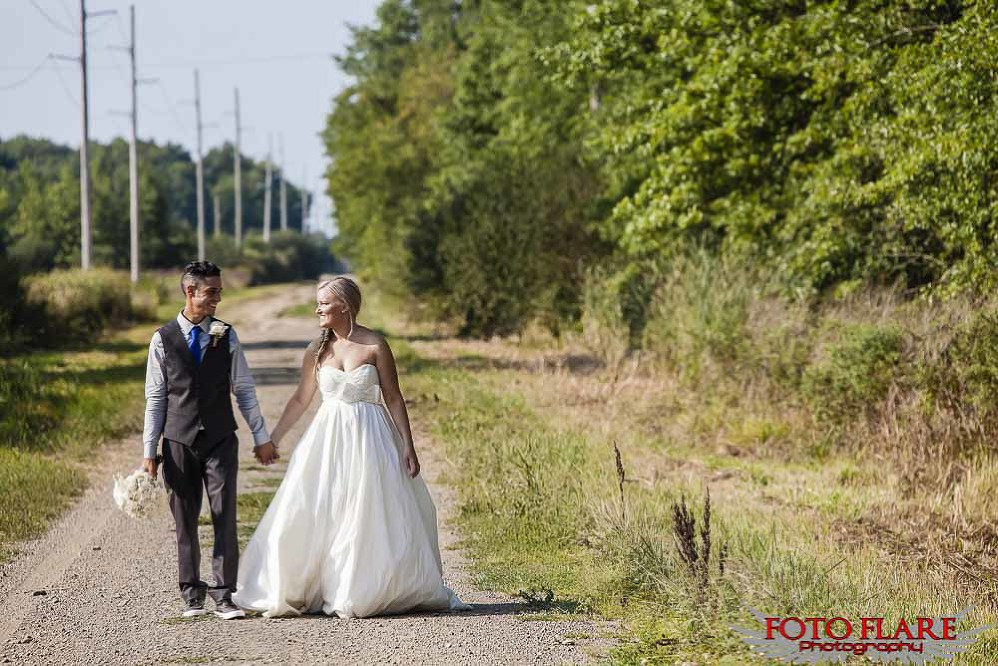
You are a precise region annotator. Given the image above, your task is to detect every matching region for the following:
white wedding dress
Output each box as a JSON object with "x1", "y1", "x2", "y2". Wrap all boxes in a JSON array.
[{"x1": 232, "y1": 363, "x2": 469, "y2": 618}]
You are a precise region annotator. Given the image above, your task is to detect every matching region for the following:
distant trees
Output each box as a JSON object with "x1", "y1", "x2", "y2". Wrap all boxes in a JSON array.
[{"x1": 0, "y1": 136, "x2": 310, "y2": 273}]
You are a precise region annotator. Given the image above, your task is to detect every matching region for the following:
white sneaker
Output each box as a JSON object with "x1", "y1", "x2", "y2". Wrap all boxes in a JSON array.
[
  {"x1": 182, "y1": 598, "x2": 209, "y2": 618},
  {"x1": 214, "y1": 600, "x2": 246, "y2": 620}
]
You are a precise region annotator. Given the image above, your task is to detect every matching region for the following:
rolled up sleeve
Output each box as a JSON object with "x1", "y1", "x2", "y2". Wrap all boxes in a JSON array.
[
  {"x1": 142, "y1": 332, "x2": 167, "y2": 459},
  {"x1": 229, "y1": 327, "x2": 271, "y2": 447}
]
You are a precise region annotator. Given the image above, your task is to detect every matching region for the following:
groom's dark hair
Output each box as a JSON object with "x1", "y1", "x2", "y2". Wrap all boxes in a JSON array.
[{"x1": 181, "y1": 260, "x2": 222, "y2": 295}]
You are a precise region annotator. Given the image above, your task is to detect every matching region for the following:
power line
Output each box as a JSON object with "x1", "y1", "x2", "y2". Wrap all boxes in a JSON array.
[
  {"x1": 102, "y1": 47, "x2": 131, "y2": 88},
  {"x1": 48, "y1": 58, "x2": 79, "y2": 106},
  {"x1": 111, "y1": 12, "x2": 129, "y2": 45},
  {"x1": 85, "y1": 13, "x2": 115, "y2": 35},
  {"x1": 1, "y1": 51, "x2": 335, "y2": 71},
  {"x1": 0, "y1": 56, "x2": 50, "y2": 91},
  {"x1": 55, "y1": 0, "x2": 75, "y2": 26},
  {"x1": 27, "y1": 0, "x2": 76, "y2": 36},
  {"x1": 155, "y1": 80, "x2": 188, "y2": 134},
  {"x1": 141, "y1": 53, "x2": 335, "y2": 68}
]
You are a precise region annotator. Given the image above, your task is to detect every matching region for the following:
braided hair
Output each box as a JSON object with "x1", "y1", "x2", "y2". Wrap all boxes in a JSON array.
[{"x1": 312, "y1": 328, "x2": 332, "y2": 379}]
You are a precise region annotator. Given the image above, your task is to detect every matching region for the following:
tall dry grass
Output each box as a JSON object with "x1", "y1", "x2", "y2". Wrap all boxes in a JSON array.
[{"x1": 436, "y1": 252, "x2": 998, "y2": 660}]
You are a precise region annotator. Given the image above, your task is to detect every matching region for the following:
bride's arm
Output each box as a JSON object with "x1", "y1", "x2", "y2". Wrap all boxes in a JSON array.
[
  {"x1": 270, "y1": 344, "x2": 320, "y2": 446},
  {"x1": 375, "y1": 337, "x2": 420, "y2": 478}
]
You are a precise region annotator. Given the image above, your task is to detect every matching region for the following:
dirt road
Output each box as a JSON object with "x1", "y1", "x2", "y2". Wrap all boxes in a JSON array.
[{"x1": 0, "y1": 284, "x2": 613, "y2": 665}]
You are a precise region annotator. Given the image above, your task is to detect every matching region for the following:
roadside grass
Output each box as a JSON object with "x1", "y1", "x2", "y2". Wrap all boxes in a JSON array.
[
  {"x1": 0, "y1": 448, "x2": 84, "y2": 561},
  {"x1": 236, "y1": 491, "x2": 276, "y2": 549},
  {"x1": 0, "y1": 342, "x2": 147, "y2": 559},
  {"x1": 0, "y1": 281, "x2": 286, "y2": 562},
  {"x1": 358, "y1": 289, "x2": 998, "y2": 663},
  {"x1": 278, "y1": 301, "x2": 316, "y2": 319},
  {"x1": 198, "y1": 490, "x2": 276, "y2": 552}
]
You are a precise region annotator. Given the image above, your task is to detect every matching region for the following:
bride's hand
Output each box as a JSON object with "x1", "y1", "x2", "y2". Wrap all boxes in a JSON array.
[{"x1": 402, "y1": 445, "x2": 420, "y2": 478}]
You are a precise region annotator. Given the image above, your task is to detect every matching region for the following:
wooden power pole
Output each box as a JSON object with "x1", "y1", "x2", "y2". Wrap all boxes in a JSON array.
[
  {"x1": 263, "y1": 134, "x2": 272, "y2": 242},
  {"x1": 233, "y1": 87, "x2": 242, "y2": 247},
  {"x1": 194, "y1": 69, "x2": 206, "y2": 261},
  {"x1": 301, "y1": 167, "x2": 308, "y2": 233},
  {"x1": 79, "y1": 0, "x2": 93, "y2": 270},
  {"x1": 279, "y1": 135, "x2": 288, "y2": 232},
  {"x1": 127, "y1": 5, "x2": 139, "y2": 282},
  {"x1": 213, "y1": 193, "x2": 221, "y2": 238}
]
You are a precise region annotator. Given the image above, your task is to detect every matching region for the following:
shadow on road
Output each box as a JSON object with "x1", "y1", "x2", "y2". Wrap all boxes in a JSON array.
[
  {"x1": 241, "y1": 340, "x2": 313, "y2": 351},
  {"x1": 245, "y1": 601, "x2": 583, "y2": 621},
  {"x1": 250, "y1": 366, "x2": 302, "y2": 386}
]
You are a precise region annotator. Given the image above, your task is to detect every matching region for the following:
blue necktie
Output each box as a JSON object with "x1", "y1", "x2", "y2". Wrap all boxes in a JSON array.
[{"x1": 188, "y1": 325, "x2": 202, "y2": 366}]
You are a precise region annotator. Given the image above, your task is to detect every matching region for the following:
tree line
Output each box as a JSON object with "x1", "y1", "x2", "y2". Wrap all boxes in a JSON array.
[
  {"x1": 0, "y1": 135, "x2": 310, "y2": 274},
  {"x1": 324, "y1": 0, "x2": 995, "y2": 337}
]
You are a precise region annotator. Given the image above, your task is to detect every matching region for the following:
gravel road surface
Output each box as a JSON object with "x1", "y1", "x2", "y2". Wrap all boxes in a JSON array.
[{"x1": 0, "y1": 284, "x2": 615, "y2": 665}]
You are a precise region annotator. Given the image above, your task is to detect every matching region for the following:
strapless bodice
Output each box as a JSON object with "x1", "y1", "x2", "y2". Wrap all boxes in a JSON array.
[{"x1": 318, "y1": 364, "x2": 383, "y2": 405}]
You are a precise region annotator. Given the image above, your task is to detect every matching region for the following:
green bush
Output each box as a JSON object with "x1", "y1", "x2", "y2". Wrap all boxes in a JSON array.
[
  {"x1": 576, "y1": 264, "x2": 658, "y2": 362},
  {"x1": 21, "y1": 268, "x2": 140, "y2": 343},
  {"x1": 0, "y1": 254, "x2": 30, "y2": 351},
  {"x1": 205, "y1": 234, "x2": 242, "y2": 269},
  {"x1": 642, "y1": 252, "x2": 759, "y2": 377},
  {"x1": 917, "y1": 308, "x2": 998, "y2": 428},
  {"x1": 242, "y1": 231, "x2": 333, "y2": 285},
  {"x1": 801, "y1": 324, "x2": 906, "y2": 424}
]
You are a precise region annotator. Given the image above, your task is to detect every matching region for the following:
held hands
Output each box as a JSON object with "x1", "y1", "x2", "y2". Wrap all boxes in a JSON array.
[
  {"x1": 402, "y1": 444, "x2": 420, "y2": 479},
  {"x1": 255, "y1": 441, "x2": 280, "y2": 466}
]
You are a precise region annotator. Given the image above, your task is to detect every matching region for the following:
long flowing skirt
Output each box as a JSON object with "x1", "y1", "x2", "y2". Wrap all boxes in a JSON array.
[{"x1": 232, "y1": 399, "x2": 468, "y2": 618}]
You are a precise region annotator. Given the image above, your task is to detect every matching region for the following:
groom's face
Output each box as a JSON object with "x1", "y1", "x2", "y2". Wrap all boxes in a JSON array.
[{"x1": 188, "y1": 276, "x2": 223, "y2": 317}]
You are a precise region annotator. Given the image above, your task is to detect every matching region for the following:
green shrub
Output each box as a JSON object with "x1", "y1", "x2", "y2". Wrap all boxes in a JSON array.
[
  {"x1": 577, "y1": 267, "x2": 633, "y2": 367},
  {"x1": 242, "y1": 231, "x2": 332, "y2": 285},
  {"x1": 205, "y1": 234, "x2": 242, "y2": 269},
  {"x1": 917, "y1": 308, "x2": 998, "y2": 428},
  {"x1": 801, "y1": 323, "x2": 906, "y2": 424},
  {"x1": 0, "y1": 254, "x2": 30, "y2": 351},
  {"x1": 642, "y1": 252, "x2": 759, "y2": 377},
  {"x1": 21, "y1": 268, "x2": 139, "y2": 343}
]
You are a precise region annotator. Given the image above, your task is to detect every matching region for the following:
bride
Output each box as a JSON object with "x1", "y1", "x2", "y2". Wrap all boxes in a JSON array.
[{"x1": 232, "y1": 277, "x2": 469, "y2": 618}]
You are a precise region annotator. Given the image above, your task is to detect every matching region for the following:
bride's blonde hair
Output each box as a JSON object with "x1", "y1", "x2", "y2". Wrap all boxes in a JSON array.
[{"x1": 312, "y1": 277, "x2": 362, "y2": 377}]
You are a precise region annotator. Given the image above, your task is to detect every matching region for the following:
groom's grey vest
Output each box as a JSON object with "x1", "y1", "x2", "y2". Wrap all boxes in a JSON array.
[{"x1": 159, "y1": 318, "x2": 237, "y2": 447}]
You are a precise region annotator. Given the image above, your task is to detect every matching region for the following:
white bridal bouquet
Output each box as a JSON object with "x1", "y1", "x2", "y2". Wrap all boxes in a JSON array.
[{"x1": 113, "y1": 468, "x2": 164, "y2": 518}]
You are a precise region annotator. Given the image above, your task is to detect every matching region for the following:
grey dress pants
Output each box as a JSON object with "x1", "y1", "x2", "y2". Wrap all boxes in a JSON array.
[{"x1": 162, "y1": 431, "x2": 239, "y2": 603}]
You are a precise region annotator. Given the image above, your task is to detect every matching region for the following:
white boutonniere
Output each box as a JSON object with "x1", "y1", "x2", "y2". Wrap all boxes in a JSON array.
[{"x1": 209, "y1": 321, "x2": 229, "y2": 348}]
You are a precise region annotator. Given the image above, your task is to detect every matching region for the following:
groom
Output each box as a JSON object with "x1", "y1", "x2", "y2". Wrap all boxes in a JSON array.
[{"x1": 141, "y1": 261, "x2": 279, "y2": 619}]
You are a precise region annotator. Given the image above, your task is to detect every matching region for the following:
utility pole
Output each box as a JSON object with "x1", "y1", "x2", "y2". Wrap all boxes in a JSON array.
[
  {"x1": 263, "y1": 134, "x2": 272, "y2": 242},
  {"x1": 279, "y1": 135, "x2": 288, "y2": 232},
  {"x1": 79, "y1": 0, "x2": 92, "y2": 270},
  {"x1": 194, "y1": 69, "x2": 205, "y2": 260},
  {"x1": 62, "y1": 1, "x2": 114, "y2": 271},
  {"x1": 301, "y1": 167, "x2": 308, "y2": 233},
  {"x1": 213, "y1": 193, "x2": 221, "y2": 238},
  {"x1": 127, "y1": 5, "x2": 139, "y2": 282},
  {"x1": 110, "y1": 5, "x2": 150, "y2": 280},
  {"x1": 233, "y1": 87, "x2": 242, "y2": 247}
]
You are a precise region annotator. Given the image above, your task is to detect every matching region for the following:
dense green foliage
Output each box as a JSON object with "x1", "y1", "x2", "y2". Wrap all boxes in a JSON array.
[
  {"x1": 0, "y1": 136, "x2": 339, "y2": 346},
  {"x1": 325, "y1": 0, "x2": 604, "y2": 336},
  {"x1": 21, "y1": 268, "x2": 151, "y2": 342},
  {"x1": 325, "y1": 0, "x2": 998, "y2": 336},
  {"x1": 0, "y1": 135, "x2": 310, "y2": 273}
]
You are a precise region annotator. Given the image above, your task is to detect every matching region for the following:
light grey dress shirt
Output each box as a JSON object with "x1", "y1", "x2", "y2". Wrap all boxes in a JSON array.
[{"x1": 142, "y1": 311, "x2": 271, "y2": 459}]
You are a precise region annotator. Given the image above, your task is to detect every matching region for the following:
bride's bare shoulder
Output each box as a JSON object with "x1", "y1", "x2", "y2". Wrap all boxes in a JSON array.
[{"x1": 351, "y1": 325, "x2": 383, "y2": 346}]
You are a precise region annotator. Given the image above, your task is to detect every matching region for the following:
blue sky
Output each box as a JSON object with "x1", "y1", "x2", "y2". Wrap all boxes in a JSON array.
[{"x1": 0, "y1": 0, "x2": 383, "y2": 236}]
